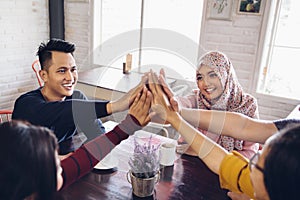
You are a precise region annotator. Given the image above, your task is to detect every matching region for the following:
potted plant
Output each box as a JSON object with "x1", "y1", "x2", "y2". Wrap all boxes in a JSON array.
[{"x1": 127, "y1": 135, "x2": 161, "y2": 197}]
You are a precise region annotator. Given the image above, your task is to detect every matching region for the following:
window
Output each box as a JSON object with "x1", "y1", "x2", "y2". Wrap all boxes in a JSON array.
[
  {"x1": 93, "y1": 0, "x2": 204, "y2": 81},
  {"x1": 258, "y1": 0, "x2": 300, "y2": 100}
]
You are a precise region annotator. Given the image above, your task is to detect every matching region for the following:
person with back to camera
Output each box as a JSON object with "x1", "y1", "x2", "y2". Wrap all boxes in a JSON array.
[
  {"x1": 12, "y1": 38, "x2": 146, "y2": 156},
  {"x1": 0, "y1": 85, "x2": 152, "y2": 200},
  {"x1": 148, "y1": 70, "x2": 300, "y2": 200},
  {"x1": 163, "y1": 51, "x2": 259, "y2": 158}
]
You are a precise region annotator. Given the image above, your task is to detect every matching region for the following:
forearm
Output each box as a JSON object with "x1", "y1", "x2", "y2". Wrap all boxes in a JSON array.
[
  {"x1": 169, "y1": 113, "x2": 228, "y2": 174},
  {"x1": 181, "y1": 108, "x2": 277, "y2": 144},
  {"x1": 61, "y1": 114, "x2": 141, "y2": 189}
]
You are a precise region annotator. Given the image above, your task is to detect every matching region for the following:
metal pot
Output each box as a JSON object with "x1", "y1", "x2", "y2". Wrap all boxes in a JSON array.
[{"x1": 127, "y1": 170, "x2": 160, "y2": 197}]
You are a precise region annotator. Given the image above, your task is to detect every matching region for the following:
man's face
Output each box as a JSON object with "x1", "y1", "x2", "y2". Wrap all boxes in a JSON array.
[{"x1": 41, "y1": 51, "x2": 78, "y2": 101}]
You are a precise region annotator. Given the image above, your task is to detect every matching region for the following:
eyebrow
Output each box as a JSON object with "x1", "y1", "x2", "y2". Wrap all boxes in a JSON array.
[{"x1": 207, "y1": 70, "x2": 216, "y2": 75}]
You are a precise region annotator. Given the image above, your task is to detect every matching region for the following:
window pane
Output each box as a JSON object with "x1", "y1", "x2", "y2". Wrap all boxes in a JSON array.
[
  {"x1": 258, "y1": 0, "x2": 300, "y2": 100},
  {"x1": 92, "y1": 0, "x2": 204, "y2": 81},
  {"x1": 265, "y1": 47, "x2": 300, "y2": 99},
  {"x1": 93, "y1": 0, "x2": 141, "y2": 69},
  {"x1": 141, "y1": 0, "x2": 203, "y2": 81},
  {"x1": 275, "y1": 0, "x2": 300, "y2": 47}
]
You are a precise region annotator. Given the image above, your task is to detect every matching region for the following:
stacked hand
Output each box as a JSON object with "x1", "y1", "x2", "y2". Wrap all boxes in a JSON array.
[
  {"x1": 147, "y1": 70, "x2": 180, "y2": 126},
  {"x1": 127, "y1": 69, "x2": 181, "y2": 128},
  {"x1": 128, "y1": 85, "x2": 152, "y2": 126},
  {"x1": 158, "y1": 69, "x2": 182, "y2": 113}
]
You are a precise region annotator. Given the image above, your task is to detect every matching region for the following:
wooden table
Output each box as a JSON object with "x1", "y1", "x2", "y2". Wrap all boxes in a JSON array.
[{"x1": 55, "y1": 130, "x2": 230, "y2": 200}]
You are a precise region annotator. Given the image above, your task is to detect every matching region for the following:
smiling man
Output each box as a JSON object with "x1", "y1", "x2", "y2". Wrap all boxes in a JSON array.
[{"x1": 12, "y1": 39, "x2": 143, "y2": 155}]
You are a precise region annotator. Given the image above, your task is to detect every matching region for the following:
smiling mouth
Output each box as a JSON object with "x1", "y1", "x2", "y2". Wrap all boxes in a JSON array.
[
  {"x1": 62, "y1": 83, "x2": 75, "y2": 89},
  {"x1": 204, "y1": 88, "x2": 215, "y2": 94}
]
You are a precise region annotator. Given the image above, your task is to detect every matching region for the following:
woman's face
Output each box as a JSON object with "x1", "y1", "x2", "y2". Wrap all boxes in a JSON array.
[
  {"x1": 196, "y1": 65, "x2": 223, "y2": 102},
  {"x1": 55, "y1": 151, "x2": 64, "y2": 190},
  {"x1": 250, "y1": 147, "x2": 270, "y2": 200}
]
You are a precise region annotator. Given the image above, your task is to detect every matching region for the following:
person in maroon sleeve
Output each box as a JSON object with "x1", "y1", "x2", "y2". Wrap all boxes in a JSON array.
[{"x1": 0, "y1": 86, "x2": 152, "y2": 200}]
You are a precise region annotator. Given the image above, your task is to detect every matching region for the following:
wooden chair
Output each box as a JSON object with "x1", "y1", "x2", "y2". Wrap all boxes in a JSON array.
[
  {"x1": 32, "y1": 59, "x2": 43, "y2": 87},
  {"x1": 0, "y1": 110, "x2": 13, "y2": 123}
]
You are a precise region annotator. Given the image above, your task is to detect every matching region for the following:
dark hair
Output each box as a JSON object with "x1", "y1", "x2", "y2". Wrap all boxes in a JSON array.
[
  {"x1": 264, "y1": 124, "x2": 300, "y2": 200},
  {"x1": 0, "y1": 120, "x2": 58, "y2": 200},
  {"x1": 37, "y1": 38, "x2": 75, "y2": 70}
]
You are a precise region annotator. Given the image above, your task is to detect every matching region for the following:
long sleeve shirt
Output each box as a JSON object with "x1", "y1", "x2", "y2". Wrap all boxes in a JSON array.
[
  {"x1": 60, "y1": 114, "x2": 141, "y2": 188},
  {"x1": 12, "y1": 88, "x2": 107, "y2": 154}
]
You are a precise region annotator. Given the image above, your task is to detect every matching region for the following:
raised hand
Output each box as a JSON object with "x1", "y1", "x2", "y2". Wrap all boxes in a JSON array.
[
  {"x1": 129, "y1": 86, "x2": 152, "y2": 126},
  {"x1": 109, "y1": 73, "x2": 148, "y2": 114},
  {"x1": 147, "y1": 70, "x2": 179, "y2": 125},
  {"x1": 158, "y1": 68, "x2": 181, "y2": 113},
  {"x1": 158, "y1": 69, "x2": 174, "y2": 99}
]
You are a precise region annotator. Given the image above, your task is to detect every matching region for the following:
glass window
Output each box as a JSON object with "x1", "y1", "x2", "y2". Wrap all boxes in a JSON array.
[
  {"x1": 258, "y1": 0, "x2": 300, "y2": 100},
  {"x1": 93, "y1": 0, "x2": 203, "y2": 81}
]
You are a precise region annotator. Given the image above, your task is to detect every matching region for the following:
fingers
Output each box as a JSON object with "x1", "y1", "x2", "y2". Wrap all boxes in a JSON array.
[
  {"x1": 227, "y1": 192, "x2": 251, "y2": 200},
  {"x1": 159, "y1": 68, "x2": 166, "y2": 79},
  {"x1": 128, "y1": 85, "x2": 153, "y2": 126},
  {"x1": 148, "y1": 70, "x2": 161, "y2": 95},
  {"x1": 130, "y1": 87, "x2": 143, "y2": 110},
  {"x1": 170, "y1": 97, "x2": 179, "y2": 112}
]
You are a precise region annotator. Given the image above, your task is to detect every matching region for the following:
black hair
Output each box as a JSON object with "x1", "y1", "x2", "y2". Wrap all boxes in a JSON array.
[
  {"x1": 37, "y1": 38, "x2": 75, "y2": 70},
  {"x1": 264, "y1": 124, "x2": 300, "y2": 200},
  {"x1": 0, "y1": 120, "x2": 58, "y2": 200}
]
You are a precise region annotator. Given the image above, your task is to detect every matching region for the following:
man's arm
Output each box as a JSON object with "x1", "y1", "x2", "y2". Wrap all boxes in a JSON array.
[
  {"x1": 106, "y1": 73, "x2": 148, "y2": 114},
  {"x1": 61, "y1": 86, "x2": 152, "y2": 188}
]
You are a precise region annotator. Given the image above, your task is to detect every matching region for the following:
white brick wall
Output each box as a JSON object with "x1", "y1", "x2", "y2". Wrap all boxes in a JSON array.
[
  {"x1": 1, "y1": 0, "x2": 299, "y2": 120},
  {"x1": 0, "y1": 0, "x2": 49, "y2": 110}
]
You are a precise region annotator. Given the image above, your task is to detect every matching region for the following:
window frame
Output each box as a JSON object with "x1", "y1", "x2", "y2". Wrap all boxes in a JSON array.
[
  {"x1": 251, "y1": 0, "x2": 300, "y2": 105},
  {"x1": 91, "y1": 0, "x2": 204, "y2": 82}
]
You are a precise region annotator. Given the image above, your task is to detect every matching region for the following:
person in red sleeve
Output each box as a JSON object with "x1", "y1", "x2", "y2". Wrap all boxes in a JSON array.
[{"x1": 0, "y1": 86, "x2": 152, "y2": 200}]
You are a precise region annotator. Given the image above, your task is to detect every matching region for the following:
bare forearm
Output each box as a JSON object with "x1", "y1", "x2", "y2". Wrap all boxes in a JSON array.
[
  {"x1": 106, "y1": 100, "x2": 126, "y2": 114},
  {"x1": 169, "y1": 113, "x2": 228, "y2": 174},
  {"x1": 181, "y1": 108, "x2": 277, "y2": 144}
]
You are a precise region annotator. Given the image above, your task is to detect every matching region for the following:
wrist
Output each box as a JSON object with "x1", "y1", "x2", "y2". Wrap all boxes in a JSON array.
[
  {"x1": 168, "y1": 112, "x2": 181, "y2": 127},
  {"x1": 118, "y1": 114, "x2": 142, "y2": 135}
]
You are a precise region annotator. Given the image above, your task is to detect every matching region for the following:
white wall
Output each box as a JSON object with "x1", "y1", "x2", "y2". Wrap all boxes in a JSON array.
[
  {"x1": 0, "y1": 0, "x2": 299, "y2": 120},
  {"x1": 0, "y1": 0, "x2": 48, "y2": 110}
]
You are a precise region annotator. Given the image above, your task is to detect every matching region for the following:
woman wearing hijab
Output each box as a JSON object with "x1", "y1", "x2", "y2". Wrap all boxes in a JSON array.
[{"x1": 168, "y1": 51, "x2": 259, "y2": 158}]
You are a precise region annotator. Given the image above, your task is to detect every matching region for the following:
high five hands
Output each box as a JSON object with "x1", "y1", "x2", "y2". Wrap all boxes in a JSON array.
[
  {"x1": 128, "y1": 69, "x2": 181, "y2": 127},
  {"x1": 147, "y1": 70, "x2": 181, "y2": 126}
]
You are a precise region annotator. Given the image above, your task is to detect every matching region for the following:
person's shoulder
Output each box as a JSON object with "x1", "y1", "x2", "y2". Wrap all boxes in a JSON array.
[
  {"x1": 242, "y1": 93, "x2": 258, "y2": 107},
  {"x1": 274, "y1": 118, "x2": 300, "y2": 131},
  {"x1": 16, "y1": 88, "x2": 42, "y2": 101},
  {"x1": 243, "y1": 93, "x2": 257, "y2": 101},
  {"x1": 71, "y1": 89, "x2": 88, "y2": 100}
]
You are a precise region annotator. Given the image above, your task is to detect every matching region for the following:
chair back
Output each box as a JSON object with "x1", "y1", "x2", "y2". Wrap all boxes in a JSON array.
[
  {"x1": 0, "y1": 110, "x2": 13, "y2": 123},
  {"x1": 32, "y1": 60, "x2": 43, "y2": 87}
]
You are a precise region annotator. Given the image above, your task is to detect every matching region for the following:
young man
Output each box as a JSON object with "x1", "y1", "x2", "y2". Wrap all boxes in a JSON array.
[{"x1": 12, "y1": 39, "x2": 145, "y2": 155}]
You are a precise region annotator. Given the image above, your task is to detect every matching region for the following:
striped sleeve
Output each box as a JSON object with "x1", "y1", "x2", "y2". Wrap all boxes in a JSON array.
[{"x1": 60, "y1": 114, "x2": 141, "y2": 189}]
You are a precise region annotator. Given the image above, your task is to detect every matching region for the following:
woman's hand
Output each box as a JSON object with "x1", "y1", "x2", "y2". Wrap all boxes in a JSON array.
[
  {"x1": 227, "y1": 191, "x2": 251, "y2": 200},
  {"x1": 148, "y1": 70, "x2": 179, "y2": 125},
  {"x1": 128, "y1": 86, "x2": 152, "y2": 126},
  {"x1": 158, "y1": 68, "x2": 181, "y2": 113}
]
